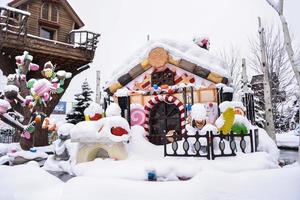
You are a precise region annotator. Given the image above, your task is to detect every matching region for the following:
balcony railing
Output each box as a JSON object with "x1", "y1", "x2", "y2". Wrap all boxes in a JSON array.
[
  {"x1": 1, "y1": 6, "x2": 100, "y2": 52},
  {"x1": 69, "y1": 30, "x2": 101, "y2": 52},
  {"x1": 0, "y1": 6, "x2": 29, "y2": 37}
]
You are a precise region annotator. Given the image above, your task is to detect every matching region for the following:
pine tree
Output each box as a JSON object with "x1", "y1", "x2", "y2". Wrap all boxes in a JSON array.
[{"x1": 66, "y1": 80, "x2": 93, "y2": 124}]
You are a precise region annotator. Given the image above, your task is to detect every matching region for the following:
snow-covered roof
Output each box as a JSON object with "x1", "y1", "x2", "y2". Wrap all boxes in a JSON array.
[{"x1": 104, "y1": 39, "x2": 230, "y2": 90}]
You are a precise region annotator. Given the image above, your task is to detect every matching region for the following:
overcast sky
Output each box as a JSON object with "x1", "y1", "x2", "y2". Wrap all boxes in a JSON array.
[
  {"x1": 2, "y1": 0, "x2": 300, "y2": 102},
  {"x1": 60, "y1": 0, "x2": 300, "y2": 102}
]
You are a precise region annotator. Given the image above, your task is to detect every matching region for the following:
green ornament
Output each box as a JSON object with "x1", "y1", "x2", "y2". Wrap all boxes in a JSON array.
[
  {"x1": 27, "y1": 126, "x2": 35, "y2": 133},
  {"x1": 59, "y1": 79, "x2": 65, "y2": 86},
  {"x1": 56, "y1": 87, "x2": 64, "y2": 94},
  {"x1": 232, "y1": 122, "x2": 248, "y2": 135},
  {"x1": 27, "y1": 79, "x2": 35, "y2": 88}
]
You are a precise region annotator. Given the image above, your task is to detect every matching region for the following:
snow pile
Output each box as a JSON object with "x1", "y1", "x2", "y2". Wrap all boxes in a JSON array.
[
  {"x1": 218, "y1": 101, "x2": 234, "y2": 112},
  {"x1": 257, "y1": 128, "x2": 280, "y2": 161},
  {"x1": 0, "y1": 143, "x2": 20, "y2": 156},
  {"x1": 71, "y1": 116, "x2": 130, "y2": 143},
  {"x1": 84, "y1": 102, "x2": 103, "y2": 118},
  {"x1": 7, "y1": 150, "x2": 48, "y2": 160},
  {"x1": 190, "y1": 103, "x2": 206, "y2": 120},
  {"x1": 61, "y1": 166, "x2": 300, "y2": 200},
  {"x1": 115, "y1": 88, "x2": 130, "y2": 97},
  {"x1": 127, "y1": 125, "x2": 163, "y2": 158},
  {"x1": 105, "y1": 103, "x2": 121, "y2": 117},
  {"x1": 0, "y1": 165, "x2": 63, "y2": 200},
  {"x1": 276, "y1": 131, "x2": 299, "y2": 148}
]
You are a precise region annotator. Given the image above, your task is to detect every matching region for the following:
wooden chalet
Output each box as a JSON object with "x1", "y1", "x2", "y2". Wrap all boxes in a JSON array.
[
  {"x1": 0, "y1": 0, "x2": 100, "y2": 147},
  {"x1": 104, "y1": 40, "x2": 232, "y2": 145},
  {"x1": 0, "y1": 0, "x2": 100, "y2": 75}
]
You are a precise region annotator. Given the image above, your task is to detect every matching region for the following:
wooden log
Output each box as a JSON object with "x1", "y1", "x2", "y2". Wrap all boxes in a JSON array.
[
  {"x1": 129, "y1": 64, "x2": 149, "y2": 79},
  {"x1": 168, "y1": 56, "x2": 180, "y2": 66},
  {"x1": 117, "y1": 73, "x2": 133, "y2": 86},
  {"x1": 148, "y1": 47, "x2": 169, "y2": 68},
  {"x1": 108, "y1": 82, "x2": 122, "y2": 95},
  {"x1": 207, "y1": 72, "x2": 223, "y2": 83},
  {"x1": 193, "y1": 65, "x2": 210, "y2": 78},
  {"x1": 178, "y1": 59, "x2": 196, "y2": 73}
]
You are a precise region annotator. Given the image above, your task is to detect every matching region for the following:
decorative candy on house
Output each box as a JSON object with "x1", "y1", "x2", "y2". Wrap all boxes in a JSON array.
[
  {"x1": 84, "y1": 102, "x2": 103, "y2": 121},
  {"x1": 215, "y1": 101, "x2": 252, "y2": 135},
  {"x1": 71, "y1": 104, "x2": 130, "y2": 163},
  {"x1": 104, "y1": 40, "x2": 231, "y2": 145}
]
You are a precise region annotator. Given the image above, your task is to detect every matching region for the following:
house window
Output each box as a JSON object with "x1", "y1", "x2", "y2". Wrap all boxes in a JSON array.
[
  {"x1": 40, "y1": 27, "x2": 56, "y2": 40},
  {"x1": 41, "y1": 3, "x2": 59, "y2": 22},
  {"x1": 151, "y1": 68, "x2": 175, "y2": 86}
]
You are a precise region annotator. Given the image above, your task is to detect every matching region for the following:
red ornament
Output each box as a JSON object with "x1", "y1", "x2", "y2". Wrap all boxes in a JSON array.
[
  {"x1": 209, "y1": 102, "x2": 213, "y2": 107},
  {"x1": 111, "y1": 127, "x2": 128, "y2": 136},
  {"x1": 168, "y1": 89, "x2": 174, "y2": 94},
  {"x1": 90, "y1": 113, "x2": 102, "y2": 121}
]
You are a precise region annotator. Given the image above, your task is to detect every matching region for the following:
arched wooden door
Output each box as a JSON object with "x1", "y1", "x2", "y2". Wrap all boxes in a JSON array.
[{"x1": 148, "y1": 102, "x2": 181, "y2": 145}]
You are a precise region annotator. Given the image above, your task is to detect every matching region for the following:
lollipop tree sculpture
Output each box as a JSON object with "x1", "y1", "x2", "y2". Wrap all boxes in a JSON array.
[{"x1": 0, "y1": 51, "x2": 89, "y2": 150}]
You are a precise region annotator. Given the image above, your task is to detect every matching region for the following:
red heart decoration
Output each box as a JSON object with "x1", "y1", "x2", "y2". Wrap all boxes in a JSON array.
[{"x1": 111, "y1": 127, "x2": 128, "y2": 136}]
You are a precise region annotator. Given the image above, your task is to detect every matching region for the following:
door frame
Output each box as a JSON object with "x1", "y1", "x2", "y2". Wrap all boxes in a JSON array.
[{"x1": 144, "y1": 95, "x2": 185, "y2": 136}]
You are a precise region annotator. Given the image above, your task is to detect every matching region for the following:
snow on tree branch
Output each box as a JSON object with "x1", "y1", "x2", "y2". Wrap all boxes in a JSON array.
[{"x1": 266, "y1": 0, "x2": 283, "y2": 14}]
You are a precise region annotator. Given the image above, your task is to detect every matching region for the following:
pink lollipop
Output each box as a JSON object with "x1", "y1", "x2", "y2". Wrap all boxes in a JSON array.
[{"x1": 130, "y1": 108, "x2": 146, "y2": 126}]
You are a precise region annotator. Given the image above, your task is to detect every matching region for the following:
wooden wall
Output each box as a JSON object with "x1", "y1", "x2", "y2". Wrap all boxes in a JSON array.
[{"x1": 21, "y1": 0, "x2": 77, "y2": 43}]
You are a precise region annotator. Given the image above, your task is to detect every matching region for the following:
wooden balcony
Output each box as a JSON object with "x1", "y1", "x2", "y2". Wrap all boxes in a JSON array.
[{"x1": 0, "y1": 6, "x2": 100, "y2": 75}]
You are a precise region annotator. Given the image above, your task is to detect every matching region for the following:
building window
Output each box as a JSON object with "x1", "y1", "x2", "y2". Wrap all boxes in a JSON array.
[
  {"x1": 41, "y1": 3, "x2": 59, "y2": 22},
  {"x1": 151, "y1": 68, "x2": 175, "y2": 86},
  {"x1": 40, "y1": 27, "x2": 56, "y2": 40}
]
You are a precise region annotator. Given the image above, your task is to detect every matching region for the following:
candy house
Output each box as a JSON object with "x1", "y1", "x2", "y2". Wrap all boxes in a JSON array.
[{"x1": 104, "y1": 39, "x2": 233, "y2": 145}]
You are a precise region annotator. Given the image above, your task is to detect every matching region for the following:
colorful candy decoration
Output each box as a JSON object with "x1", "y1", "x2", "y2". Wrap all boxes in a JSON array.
[
  {"x1": 41, "y1": 61, "x2": 56, "y2": 79},
  {"x1": 55, "y1": 70, "x2": 72, "y2": 86},
  {"x1": 4, "y1": 74, "x2": 27, "y2": 106},
  {"x1": 193, "y1": 36, "x2": 210, "y2": 50},
  {"x1": 27, "y1": 78, "x2": 56, "y2": 106},
  {"x1": 215, "y1": 106, "x2": 235, "y2": 135},
  {"x1": 130, "y1": 104, "x2": 146, "y2": 126},
  {"x1": 15, "y1": 51, "x2": 39, "y2": 74},
  {"x1": 231, "y1": 122, "x2": 248, "y2": 135},
  {"x1": 0, "y1": 99, "x2": 11, "y2": 114},
  {"x1": 205, "y1": 102, "x2": 218, "y2": 124},
  {"x1": 20, "y1": 121, "x2": 36, "y2": 140}
]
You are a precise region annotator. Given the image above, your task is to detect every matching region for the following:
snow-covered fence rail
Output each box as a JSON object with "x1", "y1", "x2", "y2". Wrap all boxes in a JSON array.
[
  {"x1": 0, "y1": 128, "x2": 16, "y2": 143},
  {"x1": 164, "y1": 129, "x2": 259, "y2": 160}
]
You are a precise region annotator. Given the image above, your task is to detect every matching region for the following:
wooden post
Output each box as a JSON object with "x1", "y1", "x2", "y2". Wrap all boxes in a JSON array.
[
  {"x1": 258, "y1": 17, "x2": 276, "y2": 142},
  {"x1": 95, "y1": 70, "x2": 101, "y2": 104},
  {"x1": 241, "y1": 58, "x2": 249, "y2": 94}
]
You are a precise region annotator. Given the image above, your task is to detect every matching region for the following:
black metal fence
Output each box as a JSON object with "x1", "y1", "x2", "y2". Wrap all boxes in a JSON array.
[
  {"x1": 0, "y1": 128, "x2": 17, "y2": 143},
  {"x1": 164, "y1": 129, "x2": 259, "y2": 160}
]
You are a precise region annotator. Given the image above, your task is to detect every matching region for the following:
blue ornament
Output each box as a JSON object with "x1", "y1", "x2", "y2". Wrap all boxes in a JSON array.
[
  {"x1": 186, "y1": 104, "x2": 192, "y2": 111},
  {"x1": 30, "y1": 147, "x2": 37, "y2": 153},
  {"x1": 147, "y1": 170, "x2": 157, "y2": 181},
  {"x1": 153, "y1": 84, "x2": 158, "y2": 90}
]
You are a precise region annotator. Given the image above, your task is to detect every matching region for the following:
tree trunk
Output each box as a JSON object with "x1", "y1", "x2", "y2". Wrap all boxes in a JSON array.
[{"x1": 258, "y1": 17, "x2": 276, "y2": 142}]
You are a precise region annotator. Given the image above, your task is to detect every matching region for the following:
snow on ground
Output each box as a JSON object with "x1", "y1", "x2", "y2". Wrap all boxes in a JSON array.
[
  {"x1": 0, "y1": 125, "x2": 299, "y2": 200},
  {"x1": 276, "y1": 131, "x2": 299, "y2": 148},
  {"x1": 0, "y1": 143, "x2": 21, "y2": 155},
  {"x1": 0, "y1": 164, "x2": 63, "y2": 200},
  {"x1": 63, "y1": 165, "x2": 300, "y2": 200}
]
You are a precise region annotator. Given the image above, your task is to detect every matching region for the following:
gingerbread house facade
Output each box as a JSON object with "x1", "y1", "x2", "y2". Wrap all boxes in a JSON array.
[{"x1": 104, "y1": 40, "x2": 232, "y2": 145}]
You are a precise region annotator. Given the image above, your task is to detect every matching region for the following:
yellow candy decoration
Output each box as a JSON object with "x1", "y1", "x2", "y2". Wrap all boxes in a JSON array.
[{"x1": 218, "y1": 107, "x2": 235, "y2": 135}]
